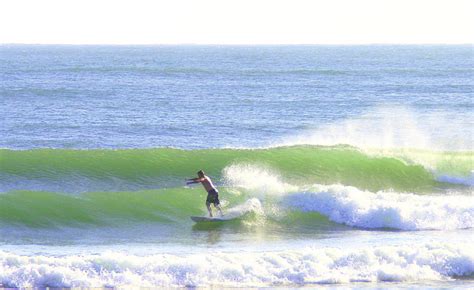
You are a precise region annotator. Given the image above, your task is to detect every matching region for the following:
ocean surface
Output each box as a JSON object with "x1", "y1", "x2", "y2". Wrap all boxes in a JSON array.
[{"x1": 0, "y1": 44, "x2": 473, "y2": 288}]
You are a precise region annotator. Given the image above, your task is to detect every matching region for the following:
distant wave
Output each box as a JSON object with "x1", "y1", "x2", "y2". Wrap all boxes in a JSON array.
[
  {"x1": 9, "y1": 65, "x2": 472, "y2": 76},
  {"x1": 1, "y1": 243, "x2": 472, "y2": 287}
]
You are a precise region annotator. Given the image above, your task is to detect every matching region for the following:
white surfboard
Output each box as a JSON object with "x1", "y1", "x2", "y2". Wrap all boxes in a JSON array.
[{"x1": 190, "y1": 216, "x2": 229, "y2": 222}]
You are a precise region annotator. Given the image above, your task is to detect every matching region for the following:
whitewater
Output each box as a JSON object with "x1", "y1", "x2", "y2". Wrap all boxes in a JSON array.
[{"x1": 0, "y1": 45, "x2": 473, "y2": 288}]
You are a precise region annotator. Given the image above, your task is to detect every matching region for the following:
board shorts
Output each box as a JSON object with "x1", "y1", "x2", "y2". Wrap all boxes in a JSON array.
[{"x1": 206, "y1": 188, "x2": 220, "y2": 206}]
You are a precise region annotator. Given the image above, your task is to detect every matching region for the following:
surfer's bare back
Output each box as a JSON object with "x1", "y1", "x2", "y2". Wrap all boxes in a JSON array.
[{"x1": 186, "y1": 170, "x2": 223, "y2": 217}]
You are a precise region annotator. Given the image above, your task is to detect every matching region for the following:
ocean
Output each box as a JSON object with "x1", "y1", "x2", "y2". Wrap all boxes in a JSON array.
[{"x1": 0, "y1": 44, "x2": 473, "y2": 288}]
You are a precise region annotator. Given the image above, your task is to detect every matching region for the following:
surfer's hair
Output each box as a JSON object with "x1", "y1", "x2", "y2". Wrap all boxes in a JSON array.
[{"x1": 197, "y1": 170, "x2": 204, "y2": 176}]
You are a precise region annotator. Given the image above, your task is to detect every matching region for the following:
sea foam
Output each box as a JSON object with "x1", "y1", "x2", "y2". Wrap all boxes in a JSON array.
[
  {"x1": 1, "y1": 243, "x2": 472, "y2": 288},
  {"x1": 223, "y1": 164, "x2": 474, "y2": 230},
  {"x1": 286, "y1": 184, "x2": 474, "y2": 230}
]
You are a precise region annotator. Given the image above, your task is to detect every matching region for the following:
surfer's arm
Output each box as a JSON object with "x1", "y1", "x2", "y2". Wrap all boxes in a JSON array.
[{"x1": 186, "y1": 177, "x2": 205, "y2": 184}]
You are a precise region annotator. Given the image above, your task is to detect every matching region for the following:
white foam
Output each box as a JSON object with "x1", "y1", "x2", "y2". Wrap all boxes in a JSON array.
[
  {"x1": 222, "y1": 163, "x2": 474, "y2": 230},
  {"x1": 287, "y1": 184, "x2": 474, "y2": 230},
  {"x1": 222, "y1": 163, "x2": 298, "y2": 195},
  {"x1": 1, "y1": 243, "x2": 472, "y2": 288},
  {"x1": 223, "y1": 198, "x2": 264, "y2": 219}
]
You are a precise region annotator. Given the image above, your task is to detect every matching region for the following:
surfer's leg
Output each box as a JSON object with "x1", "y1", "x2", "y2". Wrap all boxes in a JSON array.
[
  {"x1": 214, "y1": 195, "x2": 223, "y2": 216},
  {"x1": 216, "y1": 204, "x2": 223, "y2": 217},
  {"x1": 206, "y1": 201, "x2": 213, "y2": 217}
]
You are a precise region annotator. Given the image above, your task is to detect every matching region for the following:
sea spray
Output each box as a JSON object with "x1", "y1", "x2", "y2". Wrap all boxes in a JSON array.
[
  {"x1": 222, "y1": 163, "x2": 297, "y2": 195},
  {"x1": 277, "y1": 106, "x2": 473, "y2": 151}
]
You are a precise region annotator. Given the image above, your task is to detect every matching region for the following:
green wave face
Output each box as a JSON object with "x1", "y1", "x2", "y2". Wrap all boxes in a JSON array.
[
  {"x1": 0, "y1": 188, "x2": 205, "y2": 227},
  {"x1": 0, "y1": 188, "x2": 338, "y2": 230},
  {"x1": 0, "y1": 145, "x2": 472, "y2": 229},
  {"x1": 0, "y1": 188, "x2": 270, "y2": 228},
  {"x1": 1, "y1": 145, "x2": 458, "y2": 193}
]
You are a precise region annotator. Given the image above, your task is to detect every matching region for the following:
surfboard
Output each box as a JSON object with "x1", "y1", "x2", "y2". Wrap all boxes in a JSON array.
[{"x1": 190, "y1": 216, "x2": 227, "y2": 222}]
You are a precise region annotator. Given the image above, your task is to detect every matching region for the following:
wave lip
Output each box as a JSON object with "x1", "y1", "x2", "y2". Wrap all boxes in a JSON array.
[
  {"x1": 1, "y1": 243, "x2": 473, "y2": 288},
  {"x1": 286, "y1": 184, "x2": 474, "y2": 230}
]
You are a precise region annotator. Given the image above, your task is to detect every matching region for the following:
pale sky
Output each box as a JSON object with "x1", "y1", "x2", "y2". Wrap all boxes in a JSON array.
[{"x1": 0, "y1": 0, "x2": 472, "y2": 44}]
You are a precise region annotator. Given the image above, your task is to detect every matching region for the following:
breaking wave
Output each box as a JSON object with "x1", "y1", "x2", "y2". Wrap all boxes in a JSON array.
[
  {"x1": 1, "y1": 243, "x2": 473, "y2": 288},
  {"x1": 2, "y1": 145, "x2": 471, "y2": 194}
]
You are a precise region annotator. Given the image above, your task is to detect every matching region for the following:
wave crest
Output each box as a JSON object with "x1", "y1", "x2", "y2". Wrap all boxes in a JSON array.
[{"x1": 286, "y1": 184, "x2": 474, "y2": 230}]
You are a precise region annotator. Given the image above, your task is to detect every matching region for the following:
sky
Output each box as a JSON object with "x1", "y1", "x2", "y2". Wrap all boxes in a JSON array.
[{"x1": 0, "y1": 0, "x2": 472, "y2": 44}]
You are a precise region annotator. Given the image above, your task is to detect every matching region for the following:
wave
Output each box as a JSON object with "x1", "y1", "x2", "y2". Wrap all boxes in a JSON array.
[
  {"x1": 0, "y1": 188, "x2": 205, "y2": 227},
  {"x1": 2, "y1": 145, "x2": 466, "y2": 194},
  {"x1": 9, "y1": 64, "x2": 472, "y2": 76},
  {"x1": 286, "y1": 184, "x2": 474, "y2": 230},
  {"x1": 1, "y1": 145, "x2": 472, "y2": 230},
  {"x1": 1, "y1": 181, "x2": 473, "y2": 231},
  {"x1": 0, "y1": 188, "x2": 265, "y2": 227},
  {"x1": 1, "y1": 243, "x2": 472, "y2": 288}
]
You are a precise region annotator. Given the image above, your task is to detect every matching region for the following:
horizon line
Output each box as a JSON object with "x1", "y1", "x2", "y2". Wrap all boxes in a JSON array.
[{"x1": 1, "y1": 42, "x2": 473, "y2": 46}]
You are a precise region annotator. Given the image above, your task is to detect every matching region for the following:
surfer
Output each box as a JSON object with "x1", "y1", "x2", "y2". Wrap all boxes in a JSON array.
[{"x1": 186, "y1": 170, "x2": 223, "y2": 217}]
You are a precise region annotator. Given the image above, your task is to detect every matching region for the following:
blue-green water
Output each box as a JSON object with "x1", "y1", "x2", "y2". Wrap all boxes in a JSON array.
[
  {"x1": 1, "y1": 45, "x2": 472, "y2": 149},
  {"x1": 0, "y1": 45, "x2": 473, "y2": 288}
]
